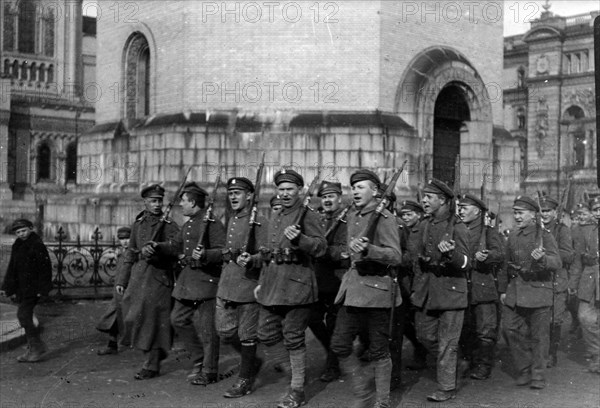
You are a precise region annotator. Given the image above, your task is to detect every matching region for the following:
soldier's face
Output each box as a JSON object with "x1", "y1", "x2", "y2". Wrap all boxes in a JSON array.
[
  {"x1": 228, "y1": 189, "x2": 251, "y2": 211},
  {"x1": 400, "y1": 210, "x2": 420, "y2": 227},
  {"x1": 458, "y1": 204, "x2": 480, "y2": 224},
  {"x1": 513, "y1": 208, "x2": 536, "y2": 228},
  {"x1": 592, "y1": 205, "x2": 600, "y2": 220},
  {"x1": 119, "y1": 238, "x2": 130, "y2": 249},
  {"x1": 14, "y1": 227, "x2": 33, "y2": 241},
  {"x1": 144, "y1": 198, "x2": 163, "y2": 215},
  {"x1": 179, "y1": 193, "x2": 197, "y2": 217},
  {"x1": 540, "y1": 208, "x2": 556, "y2": 224},
  {"x1": 277, "y1": 182, "x2": 301, "y2": 208},
  {"x1": 351, "y1": 181, "x2": 377, "y2": 208},
  {"x1": 422, "y1": 193, "x2": 444, "y2": 214},
  {"x1": 321, "y1": 193, "x2": 341, "y2": 213}
]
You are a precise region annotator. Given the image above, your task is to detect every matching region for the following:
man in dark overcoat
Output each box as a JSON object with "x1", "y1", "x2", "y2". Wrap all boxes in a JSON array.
[
  {"x1": 1, "y1": 218, "x2": 52, "y2": 362},
  {"x1": 216, "y1": 177, "x2": 268, "y2": 397},
  {"x1": 253, "y1": 169, "x2": 327, "y2": 408},
  {"x1": 499, "y1": 195, "x2": 561, "y2": 389},
  {"x1": 410, "y1": 179, "x2": 471, "y2": 402},
  {"x1": 457, "y1": 194, "x2": 504, "y2": 380},
  {"x1": 330, "y1": 169, "x2": 402, "y2": 408},
  {"x1": 117, "y1": 185, "x2": 179, "y2": 379},
  {"x1": 149, "y1": 182, "x2": 226, "y2": 385}
]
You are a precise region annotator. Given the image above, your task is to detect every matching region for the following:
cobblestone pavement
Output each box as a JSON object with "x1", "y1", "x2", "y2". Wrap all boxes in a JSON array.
[{"x1": 0, "y1": 299, "x2": 598, "y2": 408}]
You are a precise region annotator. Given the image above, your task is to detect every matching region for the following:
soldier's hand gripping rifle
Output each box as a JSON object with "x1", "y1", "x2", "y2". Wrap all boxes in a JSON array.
[
  {"x1": 191, "y1": 170, "x2": 222, "y2": 265},
  {"x1": 142, "y1": 166, "x2": 193, "y2": 260},
  {"x1": 236, "y1": 152, "x2": 266, "y2": 267}
]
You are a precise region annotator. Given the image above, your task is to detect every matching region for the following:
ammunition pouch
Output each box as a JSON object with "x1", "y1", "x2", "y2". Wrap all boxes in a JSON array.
[
  {"x1": 418, "y1": 256, "x2": 448, "y2": 277},
  {"x1": 354, "y1": 260, "x2": 388, "y2": 276},
  {"x1": 263, "y1": 248, "x2": 308, "y2": 266},
  {"x1": 180, "y1": 256, "x2": 204, "y2": 269},
  {"x1": 582, "y1": 253, "x2": 599, "y2": 267},
  {"x1": 222, "y1": 248, "x2": 243, "y2": 264}
]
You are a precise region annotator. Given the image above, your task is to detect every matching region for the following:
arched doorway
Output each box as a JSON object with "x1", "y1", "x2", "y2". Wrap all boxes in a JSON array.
[{"x1": 432, "y1": 84, "x2": 470, "y2": 187}]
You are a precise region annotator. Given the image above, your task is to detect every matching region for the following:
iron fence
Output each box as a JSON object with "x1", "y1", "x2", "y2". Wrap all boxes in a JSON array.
[{"x1": 46, "y1": 226, "x2": 121, "y2": 298}]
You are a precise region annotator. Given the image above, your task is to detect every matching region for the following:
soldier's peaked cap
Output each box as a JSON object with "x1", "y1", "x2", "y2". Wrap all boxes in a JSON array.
[
  {"x1": 539, "y1": 196, "x2": 559, "y2": 210},
  {"x1": 400, "y1": 200, "x2": 424, "y2": 213},
  {"x1": 317, "y1": 181, "x2": 342, "y2": 197},
  {"x1": 274, "y1": 169, "x2": 304, "y2": 186},
  {"x1": 141, "y1": 184, "x2": 165, "y2": 198},
  {"x1": 227, "y1": 177, "x2": 254, "y2": 192},
  {"x1": 513, "y1": 195, "x2": 539, "y2": 212},
  {"x1": 182, "y1": 181, "x2": 208, "y2": 197},
  {"x1": 11, "y1": 218, "x2": 33, "y2": 232},
  {"x1": 422, "y1": 179, "x2": 453, "y2": 198},
  {"x1": 270, "y1": 194, "x2": 283, "y2": 207},
  {"x1": 350, "y1": 169, "x2": 381, "y2": 187},
  {"x1": 458, "y1": 194, "x2": 487, "y2": 211},
  {"x1": 117, "y1": 226, "x2": 131, "y2": 238},
  {"x1": 588, "y1": 196, "x2": 600, "y2": 209}
]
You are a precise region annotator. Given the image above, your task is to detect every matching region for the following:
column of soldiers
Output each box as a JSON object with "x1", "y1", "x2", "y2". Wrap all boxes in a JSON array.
[{"x1": 92, "y1": 169, "x2": 600, "y2": 408}]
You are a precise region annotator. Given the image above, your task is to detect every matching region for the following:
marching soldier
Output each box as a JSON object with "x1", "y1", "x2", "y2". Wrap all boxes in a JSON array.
[
  {"x1": 216, "y1": 177, "x2": 268, "y2": 397},
  {"x1": 397, "y1": 200, "x2": 428, "y2": 371},
  {"x1": 539, "y1": 196, "x2": 575, "y2": 367},
  {"x1": 149, "y1": 182, "x2": 226, "y2": 385},
  {"x1": 499, "y1": 195, "x2": 561, "y2": 389},
  {"x1": 411, "y1": 179, "x2": 470, "y2": 402},
  {"x1": 253, "y1": 169, "x2": 326, "y2": 408},
  {"x1": 570, "y1": 197, "x2": 600, "y2": 374},
  {"x1": 309, "y1": 181, "x2": 347, "y2": 383},
  {"x1": 117, "y1": 185, "x2": 180, "y2": 379},
  {"x1": 457, "y1": 194, "x2": 504, "y2": 380},
  {"x1": 331, "y1": 169, "x2": 402, "y2": 408}
]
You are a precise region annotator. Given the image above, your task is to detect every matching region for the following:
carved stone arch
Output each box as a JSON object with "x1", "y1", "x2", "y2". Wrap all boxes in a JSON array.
[{"x1": 395, "y1": 46, "x2": 493, "y2": 189}]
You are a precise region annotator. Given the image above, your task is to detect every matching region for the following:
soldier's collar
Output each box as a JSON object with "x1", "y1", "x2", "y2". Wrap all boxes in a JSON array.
[
  {"x1": 281, "y1": 197, "x2": 302, "y2": 215},
  {"x1": 233, "y1": 207, "x2": 251, "y2": 218},
  {"x1": 465, "y1": 216, "x2": 482, "y2": 229},
  {"x1": 431, "y1": 207, "x2": 453, "y2": 224},
  {"x1": 518, "y1": 223, "x2": 537, "y2": 236},
  {"x1": 356, "y1": 200, "x2": 378, "y2": 216}
]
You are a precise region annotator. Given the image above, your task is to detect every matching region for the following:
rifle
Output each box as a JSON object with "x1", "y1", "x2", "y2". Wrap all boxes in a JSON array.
[
  {"x1": 325, "y1": 203, "x2": 353, "y2": 242},
  {"x1": 536, "y1": 190, "x2": 555, "y2": 331},
  {"x1": 557, "y1": 177, "x2": 572, "y2": 225},
  {"x1": 452, "y1": 154, "x2": 461, "y2": 218},
  {"x1": 195, "y1": 170, "x2": 222, "y2": 252},
  {"x1": 149, "y1": 166, "x2": 192, "y2": 243},
  {"x1": 242, "y1": 152, "x2": 266, "y2": 254},
  {"x1": 478, "y1": 172, "x2": 489, "y2": 251}
]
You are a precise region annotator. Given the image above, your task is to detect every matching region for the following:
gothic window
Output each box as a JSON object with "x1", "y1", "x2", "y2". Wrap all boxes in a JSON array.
[
  {"x1": 20, "y1": 61, "x2": 28, "y2": 80},
  {"x1": 38, "y1": 63, "x2": 45, "y2": 82},
  {"x1": 11, "y1": 60, "x2": 19, "y2": 78},
  {"x1": 17, "y1": 0, "x2": 36, "y2": 54},
  {"x1": 3, "y1": 4, "x2": 15, "y2": 51},
  {"x1": 47, "y1": 65, "x2": 54, "y2": 83},
  {"x1": 29, "y1": 62, "x2": 36, "y2": 81},
  {"x1": 66, "y1": 142, "x2": 77, "y2": 183},
  {"x1": 124, "y1": 33, "x2": 151, "y2": 119},
  {"x1": 3, "y1": 59, "x2": 10, "y2": 76},
  {"x1": 37, "y1": 142, "x2": 51, "y2": 181},
  {"x1": 517, "y1": 67, "x2": 526, "y2": 88}
]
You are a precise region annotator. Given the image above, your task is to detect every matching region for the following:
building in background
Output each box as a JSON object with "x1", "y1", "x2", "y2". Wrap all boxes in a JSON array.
[
  {"x1": 0, "y1": 0, "x2": 95, "y2": 231},
  {"x1": 503, "y1": 3, "x2": 598, "y2": 207}
]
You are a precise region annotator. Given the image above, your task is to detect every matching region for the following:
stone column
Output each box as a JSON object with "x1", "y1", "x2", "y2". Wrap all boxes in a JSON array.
[{"x1": 0, "y1": 75, "x2": 12, "y2": 200}]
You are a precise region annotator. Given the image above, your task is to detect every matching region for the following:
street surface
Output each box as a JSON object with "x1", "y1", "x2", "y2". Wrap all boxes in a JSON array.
[{"x1": 0, "y1": 299, "x2": 598, "y2": 408}]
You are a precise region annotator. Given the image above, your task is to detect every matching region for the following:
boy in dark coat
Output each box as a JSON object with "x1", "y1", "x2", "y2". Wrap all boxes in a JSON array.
[{"x1": 1, "y1": 219, "x2": 52, "y2": 362}]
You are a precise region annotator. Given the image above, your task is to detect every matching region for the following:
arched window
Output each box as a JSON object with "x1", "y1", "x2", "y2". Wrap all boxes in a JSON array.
[
  {"x1": 38, "y1": 63, "x2": 46, "y2": 82},
  {"x1": 37, "y1": 142, "x2": 51, "y2": 181},
  {"x1": 3, "y1": 59, "x2": 11, "y2": 76},
  {"x1": 11, "y1": 60, "x2": 19, "y2": 78},
  {"x1": 517, "y1": 107, "x2": 526, "y2": 129},
  {"x1": 124, "y1": 33, "x2": 151, "y2": 119},
  {"x1": 43, "y1": 8, "x2": 55, "y2": 56},
  {"x1": 18, "y1": 0, "x2": 36, "y2": 54},
  {"x1": 65, "y1": 142, "x2": 77, "y2": 183},
  {"x1": 29, "y1": 62, "x2": 37, "y2": 81},
  {"x1": 517, "y1": 67, "x2": 526, "y2": 88},
  {"x1": 565, "y1": 106, "x2": 586, "y2": 170},
  {"x1": 47, "y1": 65, "x2": 54, "y2": 83},
  {"x1": 20, "y1": 61, "x2": 28, "y2": 80}
]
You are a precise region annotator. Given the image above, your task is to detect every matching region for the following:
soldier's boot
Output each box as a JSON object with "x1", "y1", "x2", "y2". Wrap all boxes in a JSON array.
[
  {"x1": 389, "y1": 339, "x2": 402, "y2": 390},
  {"x1": 470, "y1": 341, "x2": 494, "y2": 380},
  {"x1": 547, "y1": 324, "x2": 562, "y2": 368},
  {"x1": 223, "y1": 343, "x2": 257, "y2": 398},
  {"x1": 319, "y1": 351, "x2": 341, "y2": 382},
  {"x1": 277, "y1": 348, "x2": 306, "y2": 408},
  {"x1": 18, "y1": 335, "x2": 47, "y2": 363},
  {"x1": 339, "y1": 355, "x2": 374, "y2": 408},
  {"x1": 373, "y1": 357, "x2": 392, "y2": 408}
]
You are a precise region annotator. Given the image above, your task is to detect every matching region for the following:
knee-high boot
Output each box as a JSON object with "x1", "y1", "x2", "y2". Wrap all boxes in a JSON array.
[
  {"x1": 339, "y1": 355, "x2": 374, "y2": 408},
  {"x1": 373, "y1": 357, "x2": 392, "y2": 408}
]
